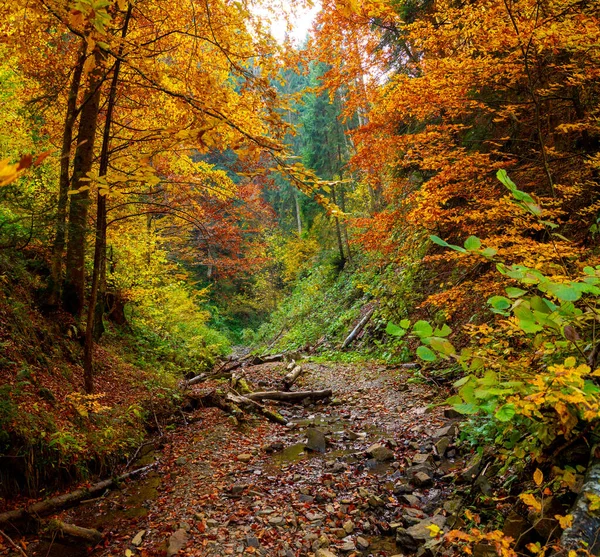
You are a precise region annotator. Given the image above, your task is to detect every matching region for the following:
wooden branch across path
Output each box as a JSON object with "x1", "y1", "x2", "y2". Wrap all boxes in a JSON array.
[
  {"x1": 342, "y1": 307, "x2": 375, "y2": 349},
  {"x1": 282, "y1": 365, "x2": 303, "y2": 390},
  {"x1": 245, "y1": 389, "x2": 332, "y2": 403},
  {"x1": 0, "y1": 463, "x2": 156, "y2": 526}
]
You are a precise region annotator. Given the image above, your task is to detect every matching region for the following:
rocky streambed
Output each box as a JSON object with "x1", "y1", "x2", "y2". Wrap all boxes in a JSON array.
[{"x1": 23, "y1": 361, "x2": 485, "y2": 557}]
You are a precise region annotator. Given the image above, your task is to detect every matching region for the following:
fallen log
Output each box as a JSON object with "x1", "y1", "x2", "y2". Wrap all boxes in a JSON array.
[
  {"x1": 282, "y1": 365, "x2": 303, "y2": 390},
  {"x1": 226, "y1": 393, "x2": 288, "y2": 425},
  {"x1": 245, "y1": 389, "x2": 332, "y2": 403},
  {"x1": 560, "y1": 444, "x2": 600, "y2": 554},
  {"x1": 342, "y1": 307, "x2": 375, "y2": 349},
  {"x1": 44, "y1": 519, "x2": 103, "y2": 544},
  {"x1": 0, "y1": 463, "x2": 156, "y2": 526}
]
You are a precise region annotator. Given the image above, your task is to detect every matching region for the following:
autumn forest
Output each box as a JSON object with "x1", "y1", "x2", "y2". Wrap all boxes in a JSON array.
[{"x1": 0, "y1": 0, "x2": 599, "y2": 555}]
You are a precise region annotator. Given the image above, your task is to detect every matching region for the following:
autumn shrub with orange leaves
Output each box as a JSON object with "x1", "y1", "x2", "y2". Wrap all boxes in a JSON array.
[{"x1": 389, "y1": 172, "x2": 600, "y2": 460}]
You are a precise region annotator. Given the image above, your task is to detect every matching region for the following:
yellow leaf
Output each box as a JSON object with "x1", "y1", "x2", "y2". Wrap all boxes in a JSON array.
[
  {"x1": 125, "y1": 550, "x2": 133, "y2": 557},
  {"x1": 555, "y1": 514, "x2": 573, "y2": 529},
  {"x1": 533, "y1": 468, "x2": 543, "y2": 486},
  {"x1": 426, "y1": 524, "x2": 442, "y2": 537},
  {"x1": 526, "y1": 542, "x2": 541, "y2": 553},
  {"x1": 520, "y1": 493, "x2": 542, "y2": 512}
]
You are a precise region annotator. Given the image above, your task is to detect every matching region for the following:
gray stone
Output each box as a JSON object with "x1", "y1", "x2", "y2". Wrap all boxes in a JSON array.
[
  {"x1": 167, "y1": 529, "x2": 188, "y2": 557},
  {"x1": 412, "y1": 453, "x2": 432, "y2": 465},
  {"x1": 400, "y1": 494, "x2": 421, "y2": 507},
  {"x1": 247, "y1": 536, "x2": 260, "y2": 548},
  {"x1": 412, "y1": 471, "x2": 433, "y2": 487},
  {"x1": 366, "y1": 443, "x2": 395, "y2": 462},
  {"x1": 368, "y1": 495, "x2": 385, "y2": 507},
  {"x1": 443, "y1": 497, "x2": 463, "y2": 514},
  {"x1": 343, "y1": 520, "x2": 354, "y2": 534},
  {"x1": 396, "y1": 515, "x2": 446, "y2": 553},
  {"x1": 434, "y1": 437, "x2": 451, "y2": 457},
  {"x1": 175, "y1": 456, "x2": 188, "y2": 465},
  {"x1": 206, "y1": 519, "x2": 219, "y2": 527},
  {"x1": 237, "y1": 453, "x2": 253, "y2": 462},
  {"x1": 339, "y1": 540, "x2": 356, "y2": 551},
  {"x1": 269, "y1": 516, "x2": 285, "y2": 526},
  {"x1": 432, "y1": 424, "x2": 457, "y2": 439},
  {"x1": 460, "y1": 453, "x2": 483, "y2": 482},
  {"x1": 306, "y1": 428, "x2": 327, "y2": 452},
  {"x1": 444, "y1": 408, "x2": 463, "y2": 419}
]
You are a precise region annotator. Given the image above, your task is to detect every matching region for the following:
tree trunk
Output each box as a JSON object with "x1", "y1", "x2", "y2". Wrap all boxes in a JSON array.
[
  {"x1": 63, "y1": 47, "x2": 104, "y2": 316},
  {"x1": 83, "y1": 4, "x2": 132, "y2": 393},
  {"x1": 49, "y1": 40, "x2": 87, "y2": 307},
  {"x1": 245, "y1": 389, "x2": 332, "y2": 402},
  {"x1": 331, "y1": 185, "x2": 345, "y2": 267}
]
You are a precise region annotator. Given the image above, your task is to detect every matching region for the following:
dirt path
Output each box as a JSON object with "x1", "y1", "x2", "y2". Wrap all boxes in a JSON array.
[{"x1": 26, "y1": 361, "x2": 466, "y2": 557}]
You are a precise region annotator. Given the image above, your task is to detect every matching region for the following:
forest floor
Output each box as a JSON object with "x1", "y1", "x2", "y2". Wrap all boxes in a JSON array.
[{"x1": 14, "y1": 361, "x2": 477, "y2": 557}]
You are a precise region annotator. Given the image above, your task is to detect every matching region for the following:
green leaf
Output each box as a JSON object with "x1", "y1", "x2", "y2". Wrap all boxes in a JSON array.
[
  {"x1": 399, "y1": 319, "x2": 411, "y2": 329},
  {"x1": 430, "y1": 235, "x2": 450, "y2": 248},
  {"x1": 446, "y1": 395, "x2": 463, "y2": 406},
  {"x1": 453, "y1": 403, "x2": 479, "y2": 415},
  {"x1": 495, "y1": 403, "x2": 516, "y2": 422},
  {"x1": 429, "y1": 337, "x2": 456, "y2": 356},
  {"x1": 454, "y1": 375, "x2": 474, "y2": 388},
  {"x1": 505, "y1": 287, "x2": 527, "y2": 298},
  {"x1": 433, "y1": 324, "x2": 452, "y2": 337},
  {"x1": 386, "y1": 322, "x2": 406, "y2": 337},
  {"x1": 583, "y1": 266, "x2": 596, "y2": 276},
  {"x1": 412, "y1": 320, "x2": 433, "y2": 338},
  {"x1": 416, "y1": 346, "x2": 437, "y2": 362},
  {"x1": 544, "y1": 282, "x2": 582, "y2": 302},
  {"x1": 488, "y1": 295, "x2": 512, "y2": 311},
  {"x1": 497, "y1": 169, "x2": 516, "y2": 191},
  {"x1": 480, "y1": 247, "x2": 498, "y2": 258},
  {"x1": 464, "y1": 235, "x2": 482, "y2": 251}
]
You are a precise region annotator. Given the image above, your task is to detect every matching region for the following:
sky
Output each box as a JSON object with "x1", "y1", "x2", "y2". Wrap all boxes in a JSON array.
[{"x1": 268, "y1": 1, "x2": 320, "y2": 45}]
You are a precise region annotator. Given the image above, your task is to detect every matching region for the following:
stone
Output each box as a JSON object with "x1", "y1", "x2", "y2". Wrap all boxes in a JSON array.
[
  {"x1": 339, "y1": 540, "x2": 356, "y2": 551},
  {"x1": 237, "y1": 453, "x2": 253, "y2": 463},
  {"x1": 231, "y1": 483, "x2": 249, "y2": 494},
  {"x1": 434, "y1": 437, "x2": 451, "y2": 457},
  {"x1": 269, "y1": 516, "x2": 285, "y2": 526},
  {"x1": 394, "y1": 480, "x2": 413, "y2": 494},
  {"x1": 366, "y1": 443, "x2": 395, "y2": 462},
  {"x1": 167, "y1": 529, "x2": 188, "y2": 557},
  {"x1": 459, "y1": 453, "x2": 483, "y2": 482},
  {"x1": 412, "y1": 471, "x2": 433, "y2": 487},
  {"x1": 401, "y1": 507, "x2": 426, "y2": 526},
  {"x1": 343, "y1": 520, "x2": 354, "y2": 534},
  {"x1": 473, "y1": 543, "x2": 498, "y2": 557},
  {"x1": 206, "y1": 519, "x2": 219, "y2": 527},
  {"x1": 443, "y1": 498, "x2": 462, "y2": 514},
  {"x1": 368, "y1": 495, "x2": 385, "y2": 507},
  {"x1": 332, "y1": 528, "x2": 347, "y2": 539},
  {"x1": 131, "y1": 530, "x2": 145, "y2": 546},
  {"x1": 247, "y1": 536, "x2": 260, "y2": 548},
  {"x1": 356, "y1": 536, "x2": 369, "y2": 549},
  {"x1": 175, "y1": 456, "x2": 188, "y2": 465},
  {"x1": 396, "y1": 515, "x2": 446, "y2": 553},
  {"x1": 332, "y1": 462, "x2": 347, "y2": 473},
  {"x1": 432, "y1": 424, "x2": 457, "y2": 439},
  {"x1": 264, "y1": 441, "x2": 284, "y2": 453},
  {"x1": 316, "y1": 550, "x2": 338, "y2": 557},
  {"x1": 412, "y1": 453, "x2": 432, "y2": 465},
  {"x1": 306, "y1": 428, "x2": 327, "y2": 452},
  {"x1": 400, "y1": 494, "x2": 421, "y2": 507}
]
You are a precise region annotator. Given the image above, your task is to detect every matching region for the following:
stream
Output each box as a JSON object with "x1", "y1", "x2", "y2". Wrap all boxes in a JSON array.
[{"x1": 28, "y1": 361, "x2": 464, "y2": 557}]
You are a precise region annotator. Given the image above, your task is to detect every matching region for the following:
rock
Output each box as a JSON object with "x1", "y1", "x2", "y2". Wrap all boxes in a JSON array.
[
  {"x1": 366, "y1": 443, "x2": 395, "y2": 461},
  {"x1": 396, "y1": 515, "x2": 446, "y2": 553},
  {"x1": 432, "y1": 424, "x2": 457, "y2": 439},
  {"x1": 343, "y1": 520, "x2": 354, "y2": 534},
  {"x1": 269, "y1": 516, "x2": 286, "y2": 526},
  {"x1": 400, "y1": 494, "x2": 421, "y2": 507},
  {"x1": 368, "y1": 495, "x2": 385, "y2": 507},
  {"x1": 131, "y1": 530, "x2": 145, "y2": 546},
  {"x1": 339, "y1": 540, "x2": 356, "y2": 551},
  {"x1": 237, "y1": 453, "x2": 253, "y2": 463},
  {"x1": 167, "y1": 529, "x2": 188, "y2": 557},
  {"x1": 412, "y1": 453, "x2": 432, "y2": 465},
  {"x1": 503, "y1": 511, "x2": 531, "y2": 547},
  {"x1": 443, "y1": 498, "x2": 463, "y2": 514},
  {"x1": 434, "y1": 437, "x2": 451, "y2": 457},
  {"x1": 401, "y1": 507, "x2": 426, "y2": 526},
  {"x1": 356, "y1": 536, "x2": 369, "y2": 549},
  {"x1": 412, "y1": 471, "x2": 433, "y2": 487},
  {"x1": 206, "y1": 519, "x2": 219, "y2": 527},
  {"x1": 332, "y1": 528, "x2": 347, "y2": 539},
  {"x1": 247, "y1": 536, "x2": 260, "y2": 548},
  {"x1": 230, "y1": 483, "x2": 249, "y2": 494},
  {"x1": 306, "y1": 428, "x2": 327, "y2": 452},
  {"x1": 332, "y1": 462, "x2": 347, "y2": 473},
  {"x1": 316, "y1": 550, "x2": 338, "y2": 557},
  {"x1": 318, "y1": 534, "x2": 330, "y2": 548},
  {"x1": 459, "y1": 453, "x2": 483, "y2": 482},
  {"x1": 394, "y1": 480, "x2": 413, "y2": 494},
  {"x1": 264, "y1": 441, "x2": 284, "y2": 453}
]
